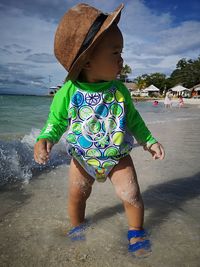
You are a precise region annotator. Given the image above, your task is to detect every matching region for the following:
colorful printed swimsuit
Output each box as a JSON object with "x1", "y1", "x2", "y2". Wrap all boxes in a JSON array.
[{"x1": 37, "y1": 80, "x2": 157, "y2": 182}]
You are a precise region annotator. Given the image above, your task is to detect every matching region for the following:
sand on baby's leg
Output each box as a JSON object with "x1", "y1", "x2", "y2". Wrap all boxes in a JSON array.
[
  {"x1": 109, "y1": 155, "x2": 151, "y2": 256},
  {"x1": 68, "y1": 158, "x2": 95, "y2": 227},
  {"x1": 109, "y1": 155, "x2": 144, "y2": 228}
]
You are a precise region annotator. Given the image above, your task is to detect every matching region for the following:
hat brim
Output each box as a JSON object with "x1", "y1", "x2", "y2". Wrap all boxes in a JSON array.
[{"x1": 66, "y1": 3, "x2": 124, "y2": 81}]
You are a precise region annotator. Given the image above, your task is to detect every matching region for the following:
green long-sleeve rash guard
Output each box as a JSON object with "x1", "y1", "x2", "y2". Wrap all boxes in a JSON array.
[{"x1": 36, "y1": 80, "x2": 157, "y2": 148}]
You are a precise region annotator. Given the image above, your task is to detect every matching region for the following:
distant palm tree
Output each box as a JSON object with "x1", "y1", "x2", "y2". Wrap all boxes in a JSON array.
[
  {"x1": 134, "y1": 76, "x2": 146, "y2": 90},
  {"x1": 119, "y1": 64, "x2": 132, "y2": 82}
]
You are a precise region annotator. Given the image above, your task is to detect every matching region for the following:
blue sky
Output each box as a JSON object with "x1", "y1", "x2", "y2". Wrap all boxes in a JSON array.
[{"x1": 0, "y1": 0, "x2": 200, "y2": 95}]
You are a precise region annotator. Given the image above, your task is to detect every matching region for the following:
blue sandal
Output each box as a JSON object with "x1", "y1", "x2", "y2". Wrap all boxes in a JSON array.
[
  {"x1": 66, "y1": 222, "x2": 89, "y2": 241},
  {"x1": 128, "y1": 229, "x2": 151, "y2": 255}
]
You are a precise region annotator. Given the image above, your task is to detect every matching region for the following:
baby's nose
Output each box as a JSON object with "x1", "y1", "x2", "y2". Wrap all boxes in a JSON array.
[{"x1": 119, "y1": 55, "x2": 123, "y2": 62}]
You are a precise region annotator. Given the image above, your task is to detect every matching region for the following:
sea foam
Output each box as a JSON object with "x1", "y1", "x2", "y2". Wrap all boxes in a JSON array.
[{"x1": 0, "y1": 128, "x2": 70, "y2": 187}]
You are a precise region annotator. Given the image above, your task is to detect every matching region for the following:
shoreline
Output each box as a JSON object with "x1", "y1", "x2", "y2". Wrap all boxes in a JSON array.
[
  {"x1": 2, "y1": 93, "x2": 200, "y2": 104},
  {"x1": 0, "y1": 118, "x2": 200, "y2": 266},
  {"x1": 132, "y1": 96, "x2": 200, "y2": 105},
  {"x1": 157, "y1": 98, "x2": 200, "y2": 105}
]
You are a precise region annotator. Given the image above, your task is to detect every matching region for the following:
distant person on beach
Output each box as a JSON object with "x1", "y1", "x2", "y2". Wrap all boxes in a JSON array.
[
  {"x1": 164, "y1": 92, "x2": 172, "y2": 108},
  {"x1": 34, "y1": 3, "x2": 165, "y2": 257},
  {"x1": 178, "y1": 95, "x2": 184, "y2": 108},
  {"x1": 153, "y1": 100, "x2": 159, "y2": 107}
]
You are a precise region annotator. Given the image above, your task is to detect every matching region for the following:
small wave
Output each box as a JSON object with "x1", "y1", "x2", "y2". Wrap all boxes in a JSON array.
[{"x1": 0, "y1": 128, "x2": 71, "y2": 188}]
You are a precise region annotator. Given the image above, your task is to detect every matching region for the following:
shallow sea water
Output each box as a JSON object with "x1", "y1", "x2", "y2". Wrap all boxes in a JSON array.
[
  {"x1": 0, "y1": 94, "x2": 200, "y2": 187},
  {"x1": 0, "y1": 95, "x2": 199, "y2": 266}
]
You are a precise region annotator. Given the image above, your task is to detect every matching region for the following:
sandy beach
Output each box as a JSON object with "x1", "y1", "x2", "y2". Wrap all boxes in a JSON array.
[{"x1": 0, "y1": 110, "x2": 200, "y2": 266}]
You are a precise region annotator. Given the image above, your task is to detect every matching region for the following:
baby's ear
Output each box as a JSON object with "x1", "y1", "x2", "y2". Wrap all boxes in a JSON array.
[{"x1": 83, "y1": 61, "x2": 91, "y2": 70}]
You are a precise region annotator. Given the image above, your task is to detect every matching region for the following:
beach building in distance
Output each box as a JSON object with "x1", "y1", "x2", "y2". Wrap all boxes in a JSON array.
[
  {"x1": 170, "y1": 85, "x2": 191, "y2": 98},
  {"x1": 124, "y1": 82, "x2": 142, "y2": 97},
  {"x1": 124, "y1": 82, "x2": 137, "y2": 92},
  {"x1": 143, "y1": 84, "x2": 160, "y2": 97},
  {"x1": 191, "y1": 84, "x2": 200, "y2": 98},
  {"x1": 125, "y1": 82, "x2": 161, "y2": 97}
]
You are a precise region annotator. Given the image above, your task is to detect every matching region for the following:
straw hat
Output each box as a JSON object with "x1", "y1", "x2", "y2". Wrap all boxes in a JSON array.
[{"x1": 54, "y1": 3, "x2": 124, "y2": 81}]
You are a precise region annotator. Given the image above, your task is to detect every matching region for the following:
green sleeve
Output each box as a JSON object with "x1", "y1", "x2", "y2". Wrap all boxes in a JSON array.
[
  {"x1": 36, "y1": 81, "x2": 76, "y2": 143},
  {"x1": 114, "y1": 81, "x2": 157, "y2": 147}
]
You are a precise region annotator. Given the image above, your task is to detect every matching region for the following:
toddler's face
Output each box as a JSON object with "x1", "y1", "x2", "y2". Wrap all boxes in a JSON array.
[{"x1": 85, "y1": 24, "x2": 124, "y2": 82}]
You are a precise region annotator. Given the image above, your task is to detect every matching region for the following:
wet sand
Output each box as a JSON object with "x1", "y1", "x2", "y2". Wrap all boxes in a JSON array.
[{"x1": 0, "y1": 118, "x2": 200, "y2": 267}]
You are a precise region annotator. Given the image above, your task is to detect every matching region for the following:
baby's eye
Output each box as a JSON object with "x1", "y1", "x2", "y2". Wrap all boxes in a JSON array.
[{"x1": 113, "y1": 51, "x2": 123, "y2": 55}]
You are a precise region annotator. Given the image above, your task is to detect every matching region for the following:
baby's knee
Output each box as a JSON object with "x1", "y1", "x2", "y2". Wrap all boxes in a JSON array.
[
  {"x1": 69, "y1": 178, "x2": 92, "y2": 200},
  {"x1": 115, "y1": 181, "x2": 142, "y2": 208}
]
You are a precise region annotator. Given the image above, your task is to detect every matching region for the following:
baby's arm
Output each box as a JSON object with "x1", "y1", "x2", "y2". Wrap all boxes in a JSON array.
[
  {"x1": 115, "y1": 81, "x2": 165, "y2": 157},
  {"x1": 34, "y1": 83, "x2": 72, "y2": 164},
  {"x1": 34, "y1": 139, "x2": 54, "y2": 164}
]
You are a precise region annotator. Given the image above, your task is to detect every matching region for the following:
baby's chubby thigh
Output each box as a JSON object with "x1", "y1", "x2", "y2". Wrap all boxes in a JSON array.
[
  {"x1": 68, "y1": 158, "x2": 95, "y2": 200},
  {"x1": 109, "y1": 155, "x2": 142, "y2": 208}
]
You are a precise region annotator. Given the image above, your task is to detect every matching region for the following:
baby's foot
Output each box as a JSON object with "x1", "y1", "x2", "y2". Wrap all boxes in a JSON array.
[
  {"x1": 128, "y1": 229, "x2": 151, "y2": 258},
  {"x1": 66, "y1": 222, "x2": 90, "y2": 241}
]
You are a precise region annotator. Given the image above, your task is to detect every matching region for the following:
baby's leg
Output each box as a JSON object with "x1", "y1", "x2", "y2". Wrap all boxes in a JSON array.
[
  {"x1": 68, "y1": 158, "x2": 95, "y2": 226},
  {"x1": 110, "y1": 155, "x2": 151, "y2": 256},
  {"x1": 109, "y1": 155, "x2": 144, "y2": 230}
]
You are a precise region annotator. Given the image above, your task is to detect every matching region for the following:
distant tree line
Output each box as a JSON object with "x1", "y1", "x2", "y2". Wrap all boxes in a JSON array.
[
  {"x1": 119, "y1": 64, "x2": 132, "y2": 82},
  {"x1": 119, "y1": 56, "x2": 200, "y2": 94}
]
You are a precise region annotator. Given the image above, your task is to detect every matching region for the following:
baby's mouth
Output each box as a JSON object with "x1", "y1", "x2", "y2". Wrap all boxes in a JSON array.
[
  {"x1": 117, "y1": 68, "x2": 122, "y2": 75},
  {"x1": 118, "y1": 65, "x2": 123, "y2": 74}
]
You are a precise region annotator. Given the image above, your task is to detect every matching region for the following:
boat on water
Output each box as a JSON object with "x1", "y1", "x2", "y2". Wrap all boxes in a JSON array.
[{"x1": 48, "y1": 85, "x2": 62, "y2": 96}]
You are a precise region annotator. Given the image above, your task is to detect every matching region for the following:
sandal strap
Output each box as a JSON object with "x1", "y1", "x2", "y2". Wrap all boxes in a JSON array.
[
  {"x1": 128, "y1": 239, "x2": 151, "y2": 252},
  {"x1": 67, "y1": 224, "x2": 87, "y2": 236},
  {"x1": 127, "y1": 229, "x2": 146, "y2": 240}
]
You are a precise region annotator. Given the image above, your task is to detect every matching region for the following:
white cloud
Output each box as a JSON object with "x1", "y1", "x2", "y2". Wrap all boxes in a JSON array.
[
  {"x1": 0, "y1": 6, "x2": 66, "y2": 93},
  {"x1": 25, "y1": 53, "x2": 56, "y2": 63},
  {"x1": 121, "y1": 0, "x2": 172, "y2": 35},
  {"x1": 150, "y1": 21, "x2": 200, "y2": 55},
  {"x1": 0, "y1": 8, "x2": 55, "y2": 56},
  {"x1": 119, "y1": 1, "x2": 200, "y2": 78},
  {"x1": 0, "y1": 0, "x2": 200, "y2": 94}
]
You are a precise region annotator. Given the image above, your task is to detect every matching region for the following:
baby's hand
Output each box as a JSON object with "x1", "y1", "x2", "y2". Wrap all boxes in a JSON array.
[
  {"x1": 144, "y1": 142, "x2": 165, "y2": 160},
  {"x1": 34, "y1": 139, "x2": 54, "y2": 164}
]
